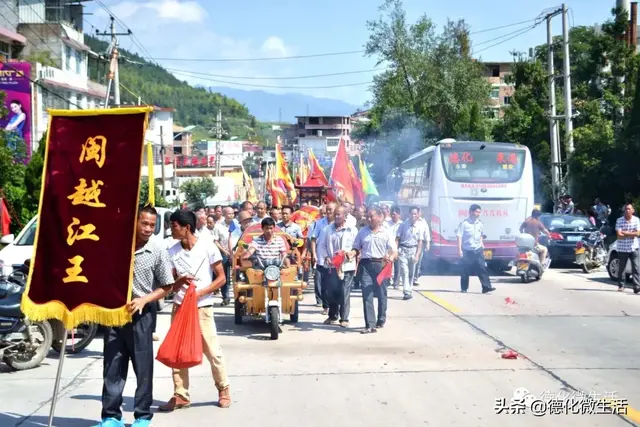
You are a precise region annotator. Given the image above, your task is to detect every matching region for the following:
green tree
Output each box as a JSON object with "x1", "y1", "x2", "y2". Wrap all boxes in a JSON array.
[
  {"x1": 180, "y1": 177, "x2": 218, "y2": 206},
  {"x1": 495, "y1": 6, "x2": 639, "y2": 208},
  {"x1": 358, "y1": 0, "x2": 491, "y2": 180},
  {"x1": 138, "y1": 178, "x2": 171, "y2": 208}
]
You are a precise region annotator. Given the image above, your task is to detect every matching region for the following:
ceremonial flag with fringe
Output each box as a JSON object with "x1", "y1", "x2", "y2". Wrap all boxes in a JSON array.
[{"x1": 21, "y1": 107, "x2": 153, "y2": 329}]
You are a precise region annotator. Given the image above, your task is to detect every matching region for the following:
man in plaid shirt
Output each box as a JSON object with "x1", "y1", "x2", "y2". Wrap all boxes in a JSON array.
[{"x1": 615, "y1": 203, "x2": 640, "y2": 293}]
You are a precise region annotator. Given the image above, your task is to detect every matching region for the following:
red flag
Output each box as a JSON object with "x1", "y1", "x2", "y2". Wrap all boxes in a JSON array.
[
  {"x1": 330, "y1": 138, "x2": 355, "y2": 204},
  {"x1": 347, "y1": 157, "x2": 364, "y2": 207},
  {"x1": 0, "y1": 199, "x2": 10, "y2": 236},
  {"x1": 377, "y1": 262, "x2": 393, "y2": 285}
]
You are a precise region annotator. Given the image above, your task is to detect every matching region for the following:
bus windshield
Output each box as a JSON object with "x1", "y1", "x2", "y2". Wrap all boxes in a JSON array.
[{"x1": 440, "y1": 148, "x2": 526, "y2": 183}]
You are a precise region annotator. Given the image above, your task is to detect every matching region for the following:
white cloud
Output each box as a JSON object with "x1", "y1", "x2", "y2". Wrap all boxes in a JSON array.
[
  {"x1": 90, "y1": 1, "x2": 369, "y2": 103},
  {"x1": 149, "y1": 0, "x2": 207, "y2": 23},
  {"x1": 261, "y1": 36, "x2": 288, "y2": 57},
  {"x1": 95, "y1": 0, "x2": 206, "y2": 23}
]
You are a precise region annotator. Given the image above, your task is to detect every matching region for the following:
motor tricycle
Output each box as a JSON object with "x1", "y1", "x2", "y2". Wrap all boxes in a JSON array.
[{"x1": 231, "y1": 224, "x2": 307, "y2": 340}]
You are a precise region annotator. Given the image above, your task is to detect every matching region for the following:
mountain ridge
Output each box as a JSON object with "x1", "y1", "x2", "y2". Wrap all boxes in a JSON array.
[{"x1": 204, "y1": 86, "x2": 362, "y2": 122}]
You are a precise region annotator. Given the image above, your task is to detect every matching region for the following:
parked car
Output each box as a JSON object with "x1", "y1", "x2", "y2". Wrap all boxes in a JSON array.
[
  {"x1": 539, "y1": 214, "x2": 599, "y2": 263},
  {"x1": 0, "y1": 207, "x2": 177, "y2": 308},
  {"x1": 606, "y1": 240, "x2": 633, "y2": 282}
]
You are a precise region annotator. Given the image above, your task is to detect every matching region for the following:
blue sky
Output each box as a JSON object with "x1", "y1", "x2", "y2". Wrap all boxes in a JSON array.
[{"x1": 88, "y1": 0, "x2": 615, "y2": 107}]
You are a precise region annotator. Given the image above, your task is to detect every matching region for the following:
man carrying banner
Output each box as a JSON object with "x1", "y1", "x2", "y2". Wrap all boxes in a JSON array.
[
  {"x1": 95, "y1": 205, "x2": 189, "y2": 427},
  {"x1": 160, "y1": 209, "x2": 231, "y2": 411}
]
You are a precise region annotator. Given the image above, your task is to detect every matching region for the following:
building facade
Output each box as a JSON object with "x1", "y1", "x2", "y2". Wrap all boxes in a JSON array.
[
  {"x1": 0, "y1": 2, "x2": 26, "y2": 60},
  {"x1": 482, "y1": 62, "x2": 515, "y2": 119},
  {"x1": 13, "y1": 0, "x2": 108, "y2": 150}
]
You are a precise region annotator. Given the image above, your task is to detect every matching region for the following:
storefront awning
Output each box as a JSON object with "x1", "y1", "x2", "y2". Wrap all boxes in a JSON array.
[{"x1": 0, "y1": 27, "x2": 26, "y2": 45}]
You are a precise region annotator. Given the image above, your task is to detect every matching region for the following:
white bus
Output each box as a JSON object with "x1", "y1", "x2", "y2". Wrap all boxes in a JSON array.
[{"x1": 396, "y1": 139, "x2": 535, "y2": 271}]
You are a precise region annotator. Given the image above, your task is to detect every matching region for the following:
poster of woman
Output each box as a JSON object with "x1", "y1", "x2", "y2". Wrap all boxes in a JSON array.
[{"x1": 0, "y1": 61, "x2": 32, "y2": 161}]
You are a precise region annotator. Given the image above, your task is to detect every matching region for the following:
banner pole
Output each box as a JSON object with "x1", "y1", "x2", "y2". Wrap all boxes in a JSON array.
[{"x1": 47, "y1": 329, "x2": 68, "y2": 427}]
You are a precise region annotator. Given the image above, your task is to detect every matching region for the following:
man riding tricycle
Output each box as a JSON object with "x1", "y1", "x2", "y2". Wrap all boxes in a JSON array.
[{"x1": 231, "y1": 217, "x2": 307, "y2": 340}]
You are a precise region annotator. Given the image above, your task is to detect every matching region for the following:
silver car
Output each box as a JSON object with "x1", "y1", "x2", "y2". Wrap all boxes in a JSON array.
[{"x1": 606, "y1": 240, "x2": 633, "y2": 281}]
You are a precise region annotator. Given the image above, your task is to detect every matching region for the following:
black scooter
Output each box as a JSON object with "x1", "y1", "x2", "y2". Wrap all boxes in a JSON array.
[{"x1": 0, "y1": 260, "x2": 54, "y2": 370}]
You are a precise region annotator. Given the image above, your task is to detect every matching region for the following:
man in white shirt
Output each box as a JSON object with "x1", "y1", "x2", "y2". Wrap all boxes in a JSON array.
[
  {"x1": 322, "y1": 206, "x2": 357, "y2": 327},
  {"x1": 159, "y1": 209, "x2": 231, "y2": 412},
  {"x1": 413, "y1": 208, "x2": 431, "y2": 286},
  {"x1": 254, "y1": 201, "x2": 269, "y2": 223},
  {"x1": 195, "y1": 211, "x2": 213, "y2": 238},
  {"x1": 342, "y1": 202, "x2": 358, "y2": 229},
  {"x1": 387, "y1": 206, "x2": 403, "y2": 289},
  {"x1": 213, "y1": 207, "x2": 235, "y2": 306}
]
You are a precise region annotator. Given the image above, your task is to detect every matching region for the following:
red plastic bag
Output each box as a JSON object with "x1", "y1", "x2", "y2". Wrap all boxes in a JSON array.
[
  {"x1": 332, "y1": 250, "x2": 345, "y2": 268},
  {"x1": 377, "y1": 262, "x2": 393, "y2": 286},
  {"x1": 156, "y1": 284, "x2": 203, "y2": 369}
]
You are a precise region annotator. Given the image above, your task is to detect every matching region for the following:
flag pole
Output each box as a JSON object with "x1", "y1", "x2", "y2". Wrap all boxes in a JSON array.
[{"x1": 47, "y1": 329, "x2": 69, "y2": 427}]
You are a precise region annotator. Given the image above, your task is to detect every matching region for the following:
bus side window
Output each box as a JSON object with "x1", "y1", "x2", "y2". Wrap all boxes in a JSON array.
[{"x1": 423, "y1": 155, "x2": 432, "y2": 187}]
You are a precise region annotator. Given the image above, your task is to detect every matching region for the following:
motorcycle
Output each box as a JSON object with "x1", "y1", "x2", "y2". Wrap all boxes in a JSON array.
[
  {"x1": 0, "y1": 260, "x2": 53, "y2": 371},
  {"x1": 50, "y1": 320, "x2": 98, "y2": 354},
  {"x1": 513, "y1": 234, "x2": 551, "y2": 283},
  {"x1": 574, "y1": 228, "x2": 608, "y2": 274}
]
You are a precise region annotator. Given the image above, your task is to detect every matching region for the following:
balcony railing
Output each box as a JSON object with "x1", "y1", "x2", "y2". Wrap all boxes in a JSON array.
[{"x1": 37, "y1": 64, "x2": 87, "y2": 90}]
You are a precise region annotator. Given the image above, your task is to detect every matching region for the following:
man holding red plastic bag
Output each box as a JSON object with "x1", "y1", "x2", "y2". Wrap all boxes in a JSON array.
[
  {"x1": 94, "y1": 206, "x2": 191, "y2": 427},
  {"x1": 159, "y1": 209, "x2": 231, "y2": 411}
]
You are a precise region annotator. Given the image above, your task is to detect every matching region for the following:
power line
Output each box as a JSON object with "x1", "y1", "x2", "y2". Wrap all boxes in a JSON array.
[
  {"x1": 151, "y1": 50, "x2": 367, "y2": 63},
  {"x1": 472, "y1": 23, "x2": 542, "y2": 55},
  {"x1": 469, "y1": 19, "x2": 537, "y2": 35},
  {"x1": 94, "y1": 0, "x2": 162, "y2": 67},
  {"x1": 170, "y1": 70, "x2": 371, "y2": 89},
  {"x1": 472, "y1": 23, "x2": 540, "y2": 48},
  {"x1": 162, "y1": 67, "x2": 385, "y2": 80}
]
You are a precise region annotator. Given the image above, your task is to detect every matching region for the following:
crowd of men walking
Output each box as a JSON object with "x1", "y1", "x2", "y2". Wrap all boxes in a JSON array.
[{"x1": 94, "y1": 198, "x2": 502, "y2": 427}]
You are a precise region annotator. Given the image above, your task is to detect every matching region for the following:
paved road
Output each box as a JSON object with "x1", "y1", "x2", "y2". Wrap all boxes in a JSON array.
[{"x1": 1, "y1": 265, "x2": 639, "y2": 427}]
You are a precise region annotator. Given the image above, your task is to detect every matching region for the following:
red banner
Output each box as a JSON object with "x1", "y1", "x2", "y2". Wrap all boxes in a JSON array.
[{"x1": 21, "y1": 107, "x2": 152, "y2": 329}]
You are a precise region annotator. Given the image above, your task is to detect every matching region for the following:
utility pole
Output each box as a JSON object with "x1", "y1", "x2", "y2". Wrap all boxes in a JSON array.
[
  {"x1": 215, "y1": 109, "x2": 222, "y2": 177},
  {"x1": 546, "y1": 9, "x2": 563, "y2": 202},
  {"x1": 562, "y1": 3, "x2": 575, "y2": 194},
  {"x1": 160, "y1": 125, "x2": 166, "y2": 196},
  {"x1": 97, "y1": 16, "x2": 131, "y2": 107}
]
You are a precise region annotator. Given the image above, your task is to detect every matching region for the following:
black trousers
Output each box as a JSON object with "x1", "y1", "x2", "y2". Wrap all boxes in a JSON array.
[
  {"x1": 101, "y1": 306, "x2": 154, "y2": 421},
  {"x1": 314, "y1": 266, "x2": 329, "y2": 308},
  {"x1": 149, "y1": 301, "x2": 157, "y2": 333},
  {"x1": 617, "y1": 250, "x2": 640, "y2": 288},
  {"x1": 221, "y1": 255, "x2": 231, "y2": 300},
  {"x1": 327, "y1": 269, "x2": 355, "y2": 322},
  {"x1": 461, "y1": 249, "x2": 492, "y2": 291},
  {"x1": 359, "y1": 260, "x2": 388, "y2": 329}
]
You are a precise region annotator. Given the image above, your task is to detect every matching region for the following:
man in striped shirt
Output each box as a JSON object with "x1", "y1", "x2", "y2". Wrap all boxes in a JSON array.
[
  {"x1": 242, "y1": 217, "x2": 290, "y2": 267},
  {"x1": 615, "y1": 203, "x2": 640, "y2": 293}
]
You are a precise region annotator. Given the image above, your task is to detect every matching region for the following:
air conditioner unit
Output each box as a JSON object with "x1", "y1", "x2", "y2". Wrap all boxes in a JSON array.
[{"x1": 317, "y1": 130, "x2": 323, "y2": 137}]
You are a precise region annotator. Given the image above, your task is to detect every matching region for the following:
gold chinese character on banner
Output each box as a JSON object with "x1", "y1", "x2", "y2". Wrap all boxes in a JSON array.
[
  {"x1": 80, "y1": 136, "x2": 107, "y2": 168},
  {"x1": 67, "y1": 178, "x2": 106, "y2": 208},
  {"x1": 66, "y1": 217, "x2": 100, "y2": 246},
  {"x1": 62, "y1": 255, "x2": 88, "y2": 283}
]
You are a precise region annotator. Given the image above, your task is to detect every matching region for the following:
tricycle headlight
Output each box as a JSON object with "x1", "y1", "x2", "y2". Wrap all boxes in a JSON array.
[{"x1": 264, "y1": 265, "x2": 280, "y2": 281}]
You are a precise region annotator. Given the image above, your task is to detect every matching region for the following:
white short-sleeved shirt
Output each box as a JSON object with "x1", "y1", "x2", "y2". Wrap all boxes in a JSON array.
[{"x1": 168, "y1": 237, "x2": 223, "y2": 308}]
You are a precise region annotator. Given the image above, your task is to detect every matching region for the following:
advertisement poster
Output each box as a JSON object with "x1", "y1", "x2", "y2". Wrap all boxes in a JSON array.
[{"x1": 0, "y1": 61, "x2": 32, "y2": 160}]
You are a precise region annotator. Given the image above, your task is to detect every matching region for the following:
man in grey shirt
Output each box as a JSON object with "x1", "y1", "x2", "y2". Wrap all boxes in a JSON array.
[
  {"x1": 349, "y1": 205, "x2": 398, "y2": 334},
  {"x1": 95, "y1": 205, "x2": 190, "y2": 427},
  {"x1": 456, "y1": 204, "x2": 495, "y2": 294}
]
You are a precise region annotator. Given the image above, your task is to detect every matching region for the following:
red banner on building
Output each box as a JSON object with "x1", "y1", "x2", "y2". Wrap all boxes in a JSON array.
[{"x1": 21, "y1": 107, "x2": 153, "y2": 329}]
